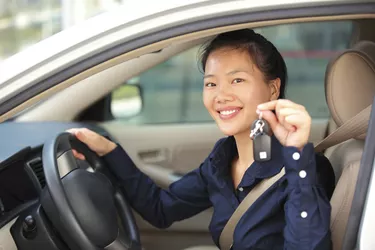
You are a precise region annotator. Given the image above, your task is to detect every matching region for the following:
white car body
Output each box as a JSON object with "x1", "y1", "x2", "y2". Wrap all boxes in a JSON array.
[{"x1": 0, "y1": 0, "x2": 375, "y2": 250}]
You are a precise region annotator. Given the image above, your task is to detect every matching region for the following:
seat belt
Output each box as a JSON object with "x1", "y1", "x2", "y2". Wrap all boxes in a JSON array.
[
  {"x1": 219, "y1": 104, "x2": 372, "y2": 250},
  {"x1": 219, "y1": 167, "x2": 285, "y2": 250},
  {"x1": 314, "y1": 104, "x2": 371, "y2": 152}
]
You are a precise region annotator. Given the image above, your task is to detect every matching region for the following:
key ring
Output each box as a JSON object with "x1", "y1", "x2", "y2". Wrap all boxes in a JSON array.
[
  {"x1": 250, "y1": 119, "x2": 265, "y2": 138},
  {"x1": 250, "y1": 112, "x2": 265, "y2": 139}
]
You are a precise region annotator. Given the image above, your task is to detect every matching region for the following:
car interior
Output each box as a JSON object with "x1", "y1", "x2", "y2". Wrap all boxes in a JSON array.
[{"x1": 1, "y1": 10, "x2": 375, "y2": 250}]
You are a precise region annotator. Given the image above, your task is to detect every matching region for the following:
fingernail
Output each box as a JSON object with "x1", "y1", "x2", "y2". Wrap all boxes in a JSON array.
[{"x1": 256, "y1": 109, "x2": 260, "y2": 114}]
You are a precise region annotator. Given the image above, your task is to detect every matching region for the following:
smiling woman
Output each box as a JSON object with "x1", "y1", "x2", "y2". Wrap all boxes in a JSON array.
[
  {"x1": 1, "y1": 1, "x2": 375, "y2": 250},
  {"x1": 69, "y1": 28, "x2": 335, "y2": 250}
]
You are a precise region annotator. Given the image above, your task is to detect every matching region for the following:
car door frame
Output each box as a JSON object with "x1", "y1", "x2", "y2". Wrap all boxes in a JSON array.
[{"x1": 343, "y1": 97, "x2": 375, "y2": 250}]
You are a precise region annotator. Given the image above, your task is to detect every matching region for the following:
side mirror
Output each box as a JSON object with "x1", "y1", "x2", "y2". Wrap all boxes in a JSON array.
[{"x1": 111, "y1": 84, "x2": 143, "y2": 119}]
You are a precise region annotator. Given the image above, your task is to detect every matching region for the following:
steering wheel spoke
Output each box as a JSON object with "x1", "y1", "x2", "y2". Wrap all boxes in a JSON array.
[
  {"x1": 56, "y1": 149, "x2": 79, "y2": 178},
  {"x1": 41, "y1": 132, "x2": 141, "y2": 250}
]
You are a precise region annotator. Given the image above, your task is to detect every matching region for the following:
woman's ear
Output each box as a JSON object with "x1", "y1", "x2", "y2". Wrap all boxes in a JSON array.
[{"x1": 269, "y1": 79, "x2": 281, "y2": 100}]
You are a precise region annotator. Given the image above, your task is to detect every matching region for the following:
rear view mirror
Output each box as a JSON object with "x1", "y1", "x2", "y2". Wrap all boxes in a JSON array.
[{"x1": 111, "y1": 84, "x2": 143, "y2": 119}]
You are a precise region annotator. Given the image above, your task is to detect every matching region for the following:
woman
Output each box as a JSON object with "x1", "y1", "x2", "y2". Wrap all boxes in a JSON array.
[{"x1": 69, "y1": 29, "x2": 335, "y2": 250}]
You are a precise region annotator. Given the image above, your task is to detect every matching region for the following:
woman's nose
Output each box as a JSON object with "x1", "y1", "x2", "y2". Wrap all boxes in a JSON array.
[{"x1": 215, "y1": 84, "x2": 234, "y2": 103}]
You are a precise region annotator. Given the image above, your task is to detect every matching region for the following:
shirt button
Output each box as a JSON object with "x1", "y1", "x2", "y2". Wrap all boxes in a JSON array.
[
  {"x1": 299, "y1": 170, "x2": 307, "y2": 178},
  {"x1": 238, "y1": 187, "x2": 244, "y2": 192},
  {"x1": 301, "y1": 211, "x2": 308, "y2": 218},
  {"x1": 292, "y1": 152, "x2": 301, "y2": 160}
]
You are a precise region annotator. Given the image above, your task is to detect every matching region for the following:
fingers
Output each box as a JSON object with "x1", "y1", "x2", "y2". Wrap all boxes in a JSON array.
[
  {"x1": 278, "y1": 108, "x2": 300, "y2": 132},
  {"x1": 72, "y1": 149, "x2": 86, "y2": 161},
  {"x1": 65, "y1": 127, "x2": 115, "y2": 156},
  {"x1": 260, "y1": 109, "x2": 296, "y2": 133},
  {"x1": 257, "y1": 100, "x2": 308, "y2": 131},
  {"x1": 257, "y1": 99, "x2": 305, "y2": 112},
  {"x1": 261, "y1": 110, "x2": 294, "y2": 134},
  {"x1": 66, "y1": 128, "x2": 92, "y2": 144},
  {"x1": 259, "y1": 110, "x2": 278, "y2": 132},
  {"x1": 67, "y1": 128, "x2": 91, "y2": 160},
  {"x1": 261, "y1": 110, "x2": 289, "y2": 142},
  {"x1": 285, "y1": 112, "x2": 311, "y2": 128}
]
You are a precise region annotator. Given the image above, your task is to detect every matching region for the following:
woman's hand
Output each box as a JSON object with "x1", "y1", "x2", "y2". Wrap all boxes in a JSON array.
[
  {"x1": 257, "y1": 99, "x2": 311, "y2": 151},
  {"x1": 66, "y1": 128, "x2": 117, "y2": 160}
]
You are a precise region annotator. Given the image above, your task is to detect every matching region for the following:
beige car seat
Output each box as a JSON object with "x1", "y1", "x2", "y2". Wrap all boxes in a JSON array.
[
  {"x1": 184, "y1": 41, "x2": 375, "y2": 250},
  {"x1": 327, "y1": 40, "x2": 375, "y2": 250}
]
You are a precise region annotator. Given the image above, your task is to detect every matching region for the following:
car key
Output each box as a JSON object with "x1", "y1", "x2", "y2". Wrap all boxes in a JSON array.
[{"x1": 250, "y1": 114, "x2": 271, "y2": 162}]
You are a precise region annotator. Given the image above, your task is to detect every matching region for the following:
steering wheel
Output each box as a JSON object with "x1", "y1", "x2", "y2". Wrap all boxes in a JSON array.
[{"x1": 41, "y1": 132, "x2": 141, "y2": 250}]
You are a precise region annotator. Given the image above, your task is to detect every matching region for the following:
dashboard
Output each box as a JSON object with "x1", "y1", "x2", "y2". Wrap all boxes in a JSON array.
[
  {"x1": 0, "y1": 146, "x2": 40, "y2": 218},
  {"x1": 0, "y1": 121, "x2": 113, "y2": 249}
]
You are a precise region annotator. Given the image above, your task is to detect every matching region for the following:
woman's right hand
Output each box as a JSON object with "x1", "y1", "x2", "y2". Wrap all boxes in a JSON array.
[{"x1": 66, "y1": 128, "x2": 117, "y2": 160}]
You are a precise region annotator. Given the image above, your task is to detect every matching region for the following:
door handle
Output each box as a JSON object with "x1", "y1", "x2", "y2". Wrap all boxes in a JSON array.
[{"x1": 138, "y1": 149, "x2": 167, "y2": 164}]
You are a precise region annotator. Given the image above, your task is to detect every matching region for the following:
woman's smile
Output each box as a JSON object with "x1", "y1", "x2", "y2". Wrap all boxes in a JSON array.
[{"x1": 217, "y1": 106, "x2": 242, "y2": 120}]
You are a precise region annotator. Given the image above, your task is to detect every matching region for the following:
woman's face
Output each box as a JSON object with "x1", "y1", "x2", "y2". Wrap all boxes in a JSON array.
[{"x1": 203, "y1": 47, "x2": 279, "y2": 136}]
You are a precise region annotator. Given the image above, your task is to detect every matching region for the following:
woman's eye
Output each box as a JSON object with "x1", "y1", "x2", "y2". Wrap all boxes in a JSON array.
[
  {"x1": 205, "y1": 82, "x2": 216, "y2": 87},
  {"x1": 232, "y1": 78, "x2": 244, "y2": 84}
]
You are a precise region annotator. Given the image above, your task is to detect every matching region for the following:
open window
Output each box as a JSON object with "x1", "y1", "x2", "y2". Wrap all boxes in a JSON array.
[{"x1": 110, "y1": 21, "x2": 353, "y2": 126}]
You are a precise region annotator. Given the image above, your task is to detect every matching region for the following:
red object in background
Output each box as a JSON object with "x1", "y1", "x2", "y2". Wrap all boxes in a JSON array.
[{"x1": 281, "y1": 50, "x2": 344, "y2": 59}]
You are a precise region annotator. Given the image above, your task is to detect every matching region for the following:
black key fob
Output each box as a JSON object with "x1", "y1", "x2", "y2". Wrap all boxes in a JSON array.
[
  {"x1": 250, "y1": 118, "x2": 272, "y2": 162},
  {"x1": 253, "y1": 133, "x2": 272, "y2": 162}
]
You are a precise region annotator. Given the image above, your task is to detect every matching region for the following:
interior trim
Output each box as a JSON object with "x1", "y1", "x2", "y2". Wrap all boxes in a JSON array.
[
  {"x1": 1, "y1": 12, "x2": 375, "y2": 123},
  {"x1": 0, "y1": 218, "x2": 17, "y2": 250}
]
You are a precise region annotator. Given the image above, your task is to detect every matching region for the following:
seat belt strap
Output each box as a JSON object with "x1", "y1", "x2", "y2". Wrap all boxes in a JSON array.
[
  {"x1": 219, "y1": 104, "x2": 372, "y2": 250},
  {"x1": 219, "y1": 167, "x2": 285, "y2": 250},
  {"x1": 314, "y1": 104, "x2": 371, "y2": 152}
]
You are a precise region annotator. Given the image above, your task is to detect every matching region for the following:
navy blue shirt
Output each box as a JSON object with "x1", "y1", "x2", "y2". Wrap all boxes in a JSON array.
[{"x1": 102, "y1": 135, "x2": 334, "y2": 250}]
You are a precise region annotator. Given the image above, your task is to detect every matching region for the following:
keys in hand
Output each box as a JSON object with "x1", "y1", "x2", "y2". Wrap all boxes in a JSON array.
[{"x1": 250, "y1": 114, "x2": 271, "y2": 162}]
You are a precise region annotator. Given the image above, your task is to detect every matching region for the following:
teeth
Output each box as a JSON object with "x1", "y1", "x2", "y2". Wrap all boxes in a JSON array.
[{"x1": 220, "y1": 110, "x2": 237, "y2": 115}]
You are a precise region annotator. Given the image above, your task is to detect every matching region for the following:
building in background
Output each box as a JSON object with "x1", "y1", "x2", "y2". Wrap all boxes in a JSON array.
[{"x1": 0, "y1": 0, "x2": 125, "y2": 62}]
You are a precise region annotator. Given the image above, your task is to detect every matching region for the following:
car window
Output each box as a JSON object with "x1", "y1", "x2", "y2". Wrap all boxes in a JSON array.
[{"x1": 111, "y1": 21, "x2": 353, "y2": 124}]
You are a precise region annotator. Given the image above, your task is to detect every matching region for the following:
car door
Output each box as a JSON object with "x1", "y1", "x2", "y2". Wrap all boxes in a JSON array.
[
  {"x1": 100, "y1": 20, "x2": 355, "y2": 250},
  {"x1": 341, "y1": 97, "x2": 375, "y2": 250}
]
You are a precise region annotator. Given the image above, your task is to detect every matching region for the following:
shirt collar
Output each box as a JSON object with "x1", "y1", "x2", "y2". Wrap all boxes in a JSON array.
[{"x1": 210, "y1": 135, "x2": 284, "y2": 179}]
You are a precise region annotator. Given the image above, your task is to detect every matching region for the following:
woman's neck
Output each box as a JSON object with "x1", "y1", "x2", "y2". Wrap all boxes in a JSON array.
[{"x1": 233, "y1": 131, "x2": 254, "y2": 171}]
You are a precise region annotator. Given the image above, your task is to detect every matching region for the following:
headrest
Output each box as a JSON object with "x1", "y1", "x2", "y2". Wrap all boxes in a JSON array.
[{"x1": 325, "y1": 41, "x2": 375, "y2": 136}]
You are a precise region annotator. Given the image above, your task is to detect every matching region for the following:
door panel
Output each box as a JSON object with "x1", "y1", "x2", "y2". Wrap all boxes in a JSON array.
[
  {"x1": 101, "y1": 119, "x2": 327, "y2": 249},
  {"x1": 101, "y1": 122, "x2": 222, "y2": 186}
]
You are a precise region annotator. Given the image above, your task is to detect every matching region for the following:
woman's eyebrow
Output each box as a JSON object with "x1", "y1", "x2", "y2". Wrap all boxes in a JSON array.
[
  {"x1": 203, "y1": 74, "x2": 215, "y2": 79},
  {"x1": 227, "y1": 70, "x2": 249, "y2": 75}
]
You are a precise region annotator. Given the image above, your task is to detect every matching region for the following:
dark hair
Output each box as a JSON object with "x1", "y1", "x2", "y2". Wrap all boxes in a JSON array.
[{"x1": 199, "y1": 29, "x2": 287, "y2": 99}]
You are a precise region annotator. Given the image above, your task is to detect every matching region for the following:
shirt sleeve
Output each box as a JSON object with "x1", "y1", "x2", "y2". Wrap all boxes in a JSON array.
[
  {"x1": 101, "y1": 144, "x2": 212, "y2": 229},
  {"x1": 282, "y1": 143, "x2": 332, "y2": 250}
]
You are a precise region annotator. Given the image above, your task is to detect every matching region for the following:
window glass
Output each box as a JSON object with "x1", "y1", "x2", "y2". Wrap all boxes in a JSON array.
[
  {"x1": 0, "y1": 0, "x2": 122, "y2": 62},
  {"x1": 111, "y1": 21, "x2": 353, "y2": 124}
]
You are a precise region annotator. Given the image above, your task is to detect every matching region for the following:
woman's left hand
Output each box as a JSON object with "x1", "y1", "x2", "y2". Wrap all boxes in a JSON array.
[{"x1": 257, "y1": 99, "x2": 311, "y2": 151}]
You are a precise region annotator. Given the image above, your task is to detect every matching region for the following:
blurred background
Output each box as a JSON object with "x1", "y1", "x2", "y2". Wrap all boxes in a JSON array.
[
  {"x1": 0, "y1": 1, "x2": 353, "y2": 123},
  {"x1": 0, "y1": 0, "x2": 126, "y2": 62}
]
